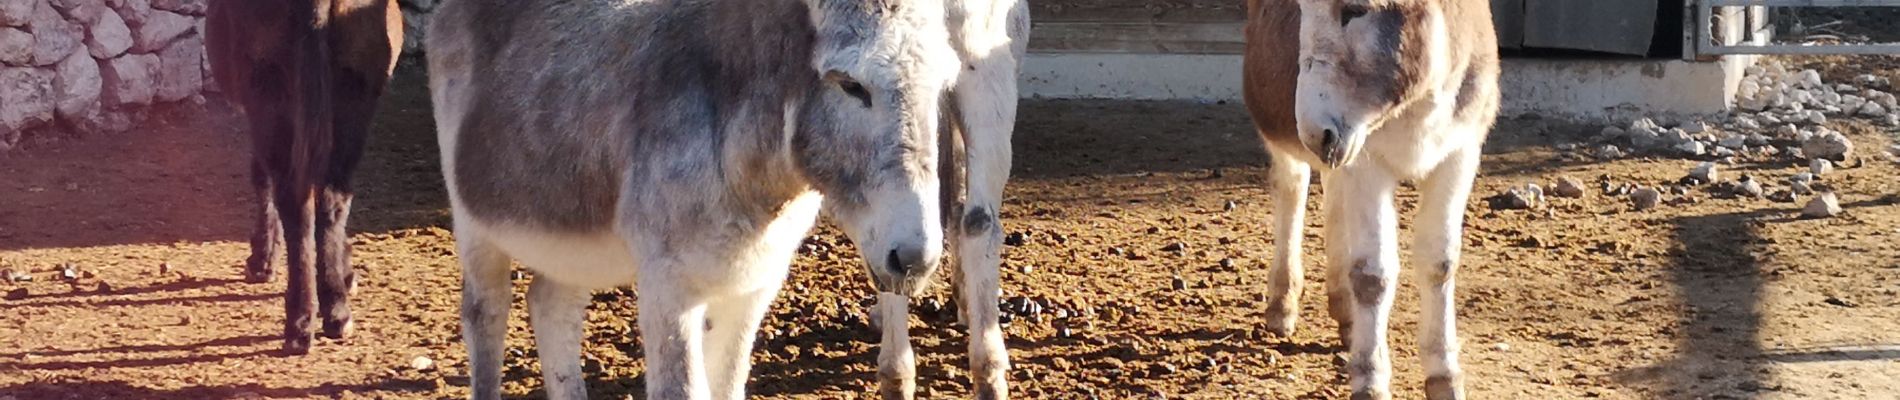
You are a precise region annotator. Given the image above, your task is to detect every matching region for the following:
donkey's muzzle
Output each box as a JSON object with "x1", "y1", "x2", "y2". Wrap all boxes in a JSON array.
[
  {"x1": 1311, "y1": 116, "x2": 1357, "y2": 169},
  {"x1": 877, "y1": 245, "x2": 938, "y2": 296}
]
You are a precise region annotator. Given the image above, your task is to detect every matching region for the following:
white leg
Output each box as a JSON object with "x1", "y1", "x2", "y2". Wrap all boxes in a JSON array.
[
  {"x1": 952, "y1": 47, "x2": 1017, "y2": 400},
  {"x1": 875, "y1": 293, "x2": 917, "y2": 400},
  {"x1": 1322, "y1": 163, "x2": 1400, "y2": 400},
  {"x1": 1413, "y1": 147, "x2": 1480, "y2": 400},
  {"x1": 638, "y1": 270, "x2": 710, "y2": 400},
  {"x1": 528, "y1": 278, "x2": 591, "y2": 400},
  {"x1": 1263, "y1": 151, "x2": 1312, "y2": 336},
  {"x1": 457, "y1": 226, "x2": 513, "y2": 400},
  {"x1": 704, "y1": 286, "x2": 783, "y2": 400}
]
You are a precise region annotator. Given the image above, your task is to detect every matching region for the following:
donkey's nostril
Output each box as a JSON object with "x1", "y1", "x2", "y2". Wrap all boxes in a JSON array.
[
  {"x1": 886, "y1": 245, "x2": 928, "y2": 277},
  {"x1": 1321, "y1": 128, "x2": 1338, "y2": 149}
]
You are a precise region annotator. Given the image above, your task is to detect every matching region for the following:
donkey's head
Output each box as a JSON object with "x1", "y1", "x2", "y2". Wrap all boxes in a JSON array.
[
  {"x1": 1292, "y1": 0, "x2": 1440, "y2": 168},
  {"x1": 793, "y1": 0, "x2": 960, "y2": 296}
]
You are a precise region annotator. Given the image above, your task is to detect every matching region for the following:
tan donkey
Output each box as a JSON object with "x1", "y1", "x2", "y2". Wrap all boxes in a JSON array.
[{"x1": 1244, "y1": 0, "x2": 1501, "y2": 398}]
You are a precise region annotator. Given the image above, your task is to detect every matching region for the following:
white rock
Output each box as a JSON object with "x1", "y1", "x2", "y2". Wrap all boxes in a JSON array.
[
  {"x1": 1553, "y1": 176, "x2": 1586, "y2": 198},
  {"x1": 154, "y1": 32, "x2": 200, "y2": 102},
  {"x1": 1, "y1": 66, "x2": 56, "y2": 134},
  {"x1": 84, "y1": 8, "x2": 130, "y2": 59},
  {"x1": 1801, "y1": 131, "x2": 1854, "y2": 161},
  {"x1": 27, "y1": 0, "x2": 81, "y2": 66},
  {"x1": 0, "y1": 27, "x2": 29, "y2": 65},
  {"x1": 1858, "y1": 102, "x2": 1887, "y2": 118},
  {"x1": 108, "y1": 0, "x2": 152, "y2": 25},
  {"x1": 1732, "y1": 116, "x2": 1761, "y2": 130},
  {"x1": 1689, "y1": 162, "x2": 1720, "y2": 183},
  {"x1": 51, "y1": 0, "x2": 108, "y2": 24},
  {"x1": 1806, "y1": 110, "x2": 1828, "y2": 125},
  {"x1": 1631, "y1": 187, "x2": 1662, "y2": 210},
  {"x1": 131, "y1": 9, "x2": 192, "y2": 53},
  {"x1": 1630, "y1": 117, "x2": 1660, "y2": 132},
  {"x1": 1802, "y1": 192, "x2": 1842, "y2": 218},
  {"x1": 1810, "y1": 159, "x2": 1833, "y2": 176},
  {"x1": 149, "y1": 0, "x2": 204, "y2": 15},
  {"x1": 410, "y1": 355, "x2": 435, "y2": 371},
  {"x1": 1739, "y1": 80, "x2": 1761, "y2": 100},
  {"x1": 1711, "y1": 146, "x2": 1736, "y2": 158},
  {"x1": 0, "y1": 0, "x2": 31, "y2": 27},
  {"x1": 1716, "y1": 134, "x2": 1748, "y2": 149},
  {"x1": 1665, "y1": 128, "x2": 1694, "y2": 144},
  {"x1": 1790, "y1": 172, "x2": 1815, "y2": 184},
  {"x1": 1675, "y1": 141, "x2": 1707, "y2": 156},
  {"x1": 1595, "y1": 144, "x2": 1627, "y2": 159},
  {"x1": 99, "y1": 52, "x2": 156, "y2": 107},
  {"x1": 1746, "y1": 133, "x2": 1771, "y2": 146},
  {"x1": 1680, "y1": 122, "x2": 1711, "y2": 134},
  {"x1": 52, "y1": 48, "x2": 100, "y2": 121},
  {"x1": 1736, "y1": 179, "x2": 1763, "y2": 198},
  {"x1": 1760, "y1": 114, "x2": 1783, "y2": 125},
  {"x1": 1791, "y1": 180, "x2": 1813, "y2": 195},
  {"x1": 1798, "y1": 70, "x2": 1824, "y2": 89},
  {"x1": 1598, "y1": 126, "x2": 1626, "y2": 140},
  {"x1": 1820, "y1": 91, "x2": 1843, "y2": 106}
]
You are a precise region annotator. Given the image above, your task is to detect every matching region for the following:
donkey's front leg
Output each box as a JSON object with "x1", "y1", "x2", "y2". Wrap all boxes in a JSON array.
[
  {"x1": 875, "y1": 293, "x2": 918, "y2": 400},
  {"x1": 456, "y1": 228, "x2": 513, "y2": 400},
  {"x1": 529, "y1": 278, "x2": 592, "y2": 400},
  {"x1": 1322, "y1": 165, "x2": 1401, "y2": 400},
  {"x1": 951, "y1": 54, "x2": 1017, "y2": 400},
  {"x1": 704, "y1": 286, "x2": 784, "y2": 400},
  {"x1": 639, "y1": 271, "x2": 711, "y2": 400},
  {"x1": 1262, "y1": 151, "x2": 1312, "y2": 336},
  {"x1": 1412, "y1": 148, "x2": 1481, "y2": 400}
]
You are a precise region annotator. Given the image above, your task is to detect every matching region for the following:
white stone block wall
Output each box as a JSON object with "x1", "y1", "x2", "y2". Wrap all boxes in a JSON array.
[{"x1": 0, "y1": 0, "x2": 210, "y2": 151}]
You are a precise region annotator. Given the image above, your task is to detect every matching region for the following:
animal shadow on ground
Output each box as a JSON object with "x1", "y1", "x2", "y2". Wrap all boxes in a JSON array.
[
  {"x1": 0, "y1": 377, "x2": 436, "y2": 399},
  {"x1": 1621, "y1": 195, "x2": 1900, "y2": 399},
  {"x1": 0, "y1": 65, "x2": 448, "y2": 252}
]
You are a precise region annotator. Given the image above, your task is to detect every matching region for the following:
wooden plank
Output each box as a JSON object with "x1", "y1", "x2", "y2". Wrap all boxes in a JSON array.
[
  {"x1": 1030, "y1": 0, "x2": 1247, "y2": 24},
  {"x1": 1522, "y1": 0, "x2": 1660, "y2": 55},
  {"x1": 1028, "y1": 21, "x2": 1248, "y2": 54}
]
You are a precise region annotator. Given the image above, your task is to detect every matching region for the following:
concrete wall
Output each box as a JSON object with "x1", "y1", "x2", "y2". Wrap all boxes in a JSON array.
[
  {"x1": 1, "y1": 0, "x2": 211, "y2": 151},
  {"x1": 1021, "y1": 52, "x2": 1755, "y2": 120}
]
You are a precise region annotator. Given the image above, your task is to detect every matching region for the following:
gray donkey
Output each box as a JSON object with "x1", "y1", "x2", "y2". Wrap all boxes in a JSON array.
[{"x1": 427, "y1": 0, "x2": 1022, "y2": 398}]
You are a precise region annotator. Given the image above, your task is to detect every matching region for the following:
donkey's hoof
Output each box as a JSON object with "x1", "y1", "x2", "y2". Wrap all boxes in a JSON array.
[
  {"x1": 1425, "y1": 374, "x2": 1465, "y2": 400},
  {"x1": 321, "y1": 317, "x2": 355, "y2": 340},
  {"x1": 282, "y1": 335, "x2": 314, "y2": 355},
  {"x1": 1262, "y1": 304, "x2": 1300, "y2": 337},
  {"x1": 1349, "y1": 388, "x2": 1392, "y2": 400},
  {"x1": 243, "y1": 261, "x2": 273, "y2": 283}
]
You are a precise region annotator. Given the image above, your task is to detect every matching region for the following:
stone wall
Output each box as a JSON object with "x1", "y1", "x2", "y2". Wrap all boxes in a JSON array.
[{"x1": 1, "y1": 0, "x2": 208, "y2": 151}]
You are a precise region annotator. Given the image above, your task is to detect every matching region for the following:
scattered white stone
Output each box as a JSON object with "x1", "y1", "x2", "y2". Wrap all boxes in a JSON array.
[
  {"x1": 1631, "y1": 187, "x2": 1662, "y2": 211},
  {"x1": 1857, "y1": 102, "x2": 1888, "y2": 118},
  {"x1": 1802, "y1": 192, "x2": 1842, "y2": 218},
  {"x1": 1791, "y1": 180, "x2": 1814, "y2": 195},
  {"x1": 1810, "y1": 159, "x2": 1833, "y2": 176},
  {"x1": 1553, "y1": 176, "x2": 1586, "y2": 198},
  {"x1": 1717, "y1": 134, "x2": 1748, "y2": 149},
  {"x1": 1790, "y1": 173, "x2": 1815, "y2": 185},
  {"x1": 1801, "y1": 130, "x2": 1854, "y2": 161},
  {"x1": 1595, "y1": 144, "x2": 1627, "y2": 159},
  {"x1": 1735, "y1": 178, "x2": 1763, "y2": 198},
  {"x1": 1806, "y1": 110, "x2": 1828, "y2": 125},
  {"x1": 1746, "y1": 133, "x2": 1771, "y2": 147},
  {"x1": 1776, "y1": 124, "x2": 1800, "y2": 138},
  {"x1": 410, "y1": 355, "x2": 435, "y2": 371},
  {"x1": 1798, "y1": 70, "x2": 1824, "y2": 89},
  {"x1": 1711, "y1": 146, "x2": 1736, "y2": 158},
  {"x1": 1675, "y1": 141, "x2": 1707, "y2": 156},
  {"x1": 1689, "y1": 162, "x2": 1720, "y2": 183}
]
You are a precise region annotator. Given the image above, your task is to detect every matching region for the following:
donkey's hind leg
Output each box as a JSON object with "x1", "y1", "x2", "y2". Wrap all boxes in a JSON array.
[
  {"x1": 528, "y1": 277, "x2": 591, "y2": 400},
  {"x1": 244, "y1": 156, "x2": 283, "y2": 283},
  {"x1": 1413, "y1": 147, "x2": 1481, "y2": 400},
  {"x1": 1262, "y1": 150, "x2": 1312, "y2": 337},
  {"x1": 457, "y1": 226, "x2": 514, "y2": 400}
]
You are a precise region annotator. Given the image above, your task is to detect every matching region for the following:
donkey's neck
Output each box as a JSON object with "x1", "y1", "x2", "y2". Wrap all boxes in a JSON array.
[{"x1": 696, "y1": 1, "x2": 825, "y2": 204}]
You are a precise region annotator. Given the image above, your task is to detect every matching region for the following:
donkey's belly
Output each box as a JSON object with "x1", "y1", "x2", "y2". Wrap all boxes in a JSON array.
[{"x1": 480, "y1": 223, "x2": 639, "y2": 290}]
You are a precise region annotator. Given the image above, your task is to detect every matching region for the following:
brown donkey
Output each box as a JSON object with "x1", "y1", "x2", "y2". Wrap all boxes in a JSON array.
[
  {"x1": 1245, "y1": 0, "x2": 1500, "y2": 398},
  {"x1": 206, "y1": 0, "x2": 402, "y2": 354}
]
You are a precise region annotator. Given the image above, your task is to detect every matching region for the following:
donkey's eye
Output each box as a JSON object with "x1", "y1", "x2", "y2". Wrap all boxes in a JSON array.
[
  {"x1": 1341, "y1": 5, "x2": 1369, "y2": 26},
  {"x1": 837, "y1": 80, "x2": 873, "y2": 108}
]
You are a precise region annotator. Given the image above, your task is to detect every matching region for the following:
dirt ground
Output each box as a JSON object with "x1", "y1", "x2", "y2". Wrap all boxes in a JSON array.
[{"x1": 3, "y1": 54, "x2": 1900, "y2": 399}]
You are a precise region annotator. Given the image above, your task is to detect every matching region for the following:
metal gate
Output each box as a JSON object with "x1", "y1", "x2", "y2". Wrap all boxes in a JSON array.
[{"x1": 1690, "y1": 0, "x2": 1900, "y2": 58}]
